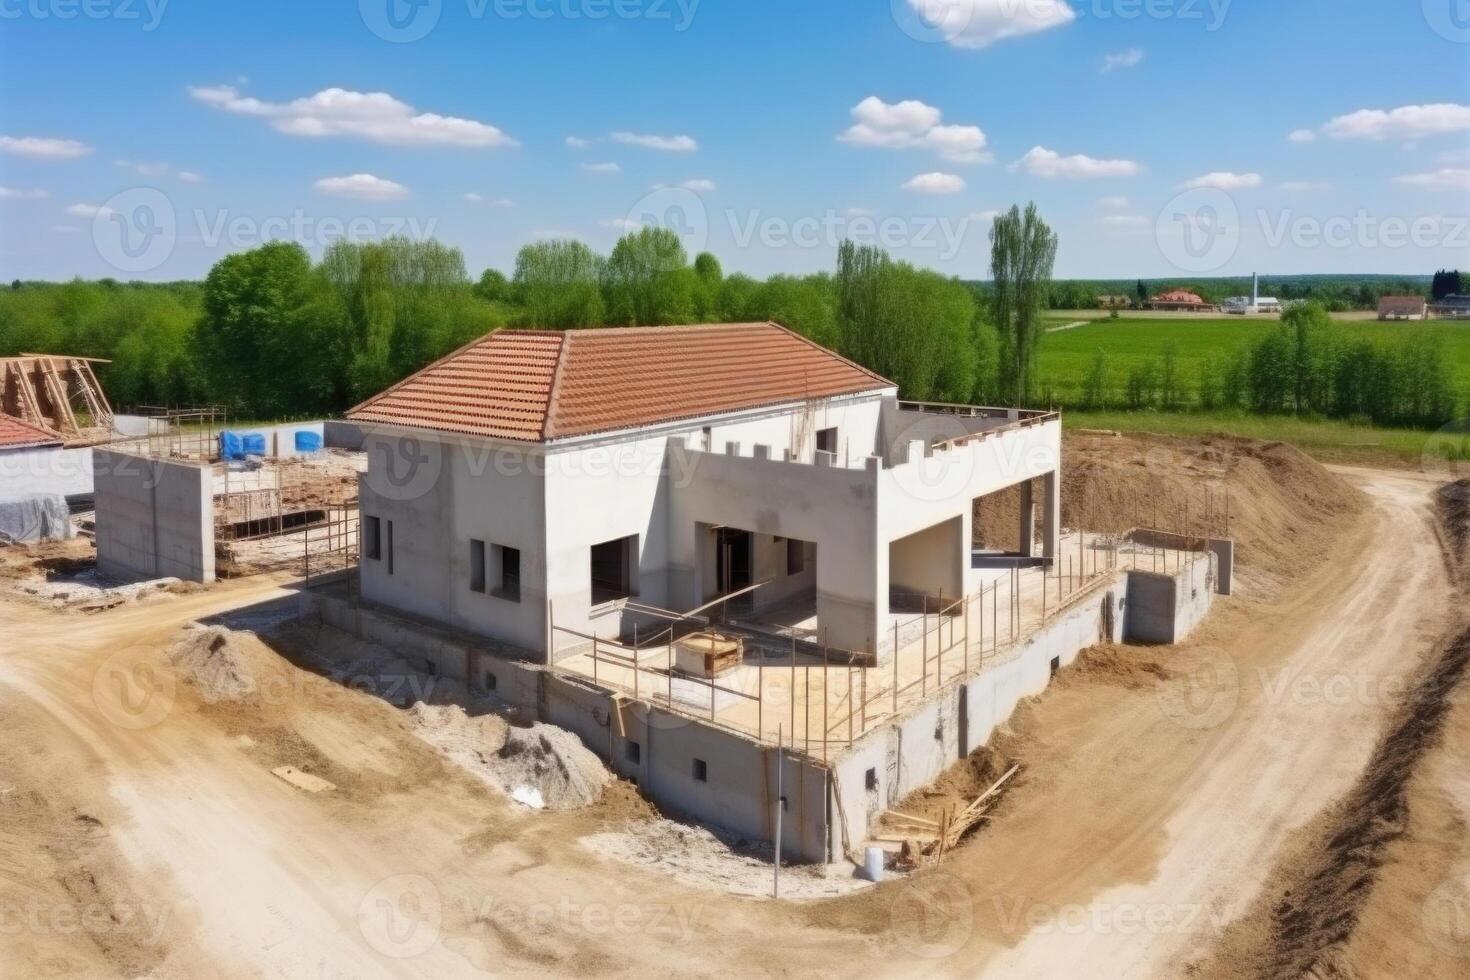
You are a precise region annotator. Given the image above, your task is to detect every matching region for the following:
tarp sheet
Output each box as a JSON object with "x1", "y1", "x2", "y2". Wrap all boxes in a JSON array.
[{"x1": 0, "y1": 494, "x2": 74, "y2": 543}]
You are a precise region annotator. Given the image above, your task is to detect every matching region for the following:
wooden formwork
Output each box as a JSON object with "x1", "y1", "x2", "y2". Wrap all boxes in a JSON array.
[{"x1": 0, "y1": 354, "x2": 114, "y2": 446}]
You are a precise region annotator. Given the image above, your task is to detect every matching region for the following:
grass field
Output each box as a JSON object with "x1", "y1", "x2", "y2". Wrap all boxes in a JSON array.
[
  {"x1": 1037, "y1": 316, "x2": 1470, "y2": 407},
  {"x1": 1062, "y1": 408, "x2": 1470, "y2": 470}
]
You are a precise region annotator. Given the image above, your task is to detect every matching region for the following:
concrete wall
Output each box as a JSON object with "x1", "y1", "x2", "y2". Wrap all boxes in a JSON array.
[
  {"x1": 1124, "y1": 556, "x2": 1216, "y2": 644},
  {"x1": 308, "y1": 547, "x2": 1211, "y2": 866},
  {"x1": 358, "y1": 431, "x2": 550, "y2": 653},
  {"x1": 93, "y1": 449, "x2": 214, "y2": 582},
  {"x1": 0, "y1": 445, "x2": 94, "y2": 498}
]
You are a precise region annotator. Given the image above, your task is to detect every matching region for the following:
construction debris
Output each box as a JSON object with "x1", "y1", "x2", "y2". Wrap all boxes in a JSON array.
[
  {"x1": 406, "y1": 702, "x2": 611, "y2": 810},
  {"x1": 885, "y1": 764, "x2": 1020, "y2": 869},
  {"x1": 167, "y1": 626, "x2": 255, "y2": 702}
]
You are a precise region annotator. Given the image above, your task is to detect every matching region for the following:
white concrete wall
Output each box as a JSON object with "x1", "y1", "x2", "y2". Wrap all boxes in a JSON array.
[
  {"x1": 93, "y1": 449, "x2": 215, "y2": 582},
  {"x1": 0, "y1": 445, "x2": 94, "y2": 498},
  {"x1": 358, "y1": 430, "x2": 549, "y2": 652}
]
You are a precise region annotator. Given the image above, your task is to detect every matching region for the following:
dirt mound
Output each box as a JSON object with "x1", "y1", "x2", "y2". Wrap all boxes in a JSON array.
[
  {"x1": 407, "y1": 703, "x2": 610, "y2": 810},
  {"x1": 1436, "y1": 480, "x2": 1470, "y2": 582},
  {"x1": 1016, "y1": 433, "x2": 1364, "y2": 587},
  {"x1": 167, "y1": 626, "x2": 255, "y2": 702},
  {"x1": 1064, "y1": 644, "x2": 1173, "y2": 689}
]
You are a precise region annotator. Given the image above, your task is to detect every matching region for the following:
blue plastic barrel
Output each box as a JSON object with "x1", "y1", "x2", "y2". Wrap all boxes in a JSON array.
[{"x1": 294, "y1": 430, "x2": 323, "y2": 453}]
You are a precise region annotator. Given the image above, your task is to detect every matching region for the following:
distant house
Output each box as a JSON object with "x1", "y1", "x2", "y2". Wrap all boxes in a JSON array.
[
  {"x1": 1148, "y1": 289, "x2": 1214, "y2": 312},
  {"x1": 1428, "y1": 295, "x2": 1470, "y2": 320},
  {"x1": 1096, "y1": 294, "x2": 1132, "y2": 310},
  {"x1": 1378, "y1": 296, "x2": 1427, "y2": 321}
]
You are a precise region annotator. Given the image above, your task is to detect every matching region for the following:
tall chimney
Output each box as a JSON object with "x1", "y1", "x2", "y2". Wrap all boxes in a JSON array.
[{"x1": 1252, "y1": 272, "x2": 1259, "y2": 307}]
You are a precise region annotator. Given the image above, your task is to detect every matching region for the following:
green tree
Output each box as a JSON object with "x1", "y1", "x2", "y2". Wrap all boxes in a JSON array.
[
  {"x1": 602, "y1": 228, "x2": 695, "y2": 325},
  {"x1": 1082, "y1": 348, "x2": 1109, "y2": 410},
  {"x1": 990, "y1": 203, "x2": 1059, "y2": 405},
  {"x1": 510, "y1": 239, "x2": 605, "y2": 328}
]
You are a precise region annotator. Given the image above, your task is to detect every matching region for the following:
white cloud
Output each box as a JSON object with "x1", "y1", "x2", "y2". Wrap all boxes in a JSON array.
[
  {"x1": 1394, "y1": 168, "x2": 1470, "y2": 190},
  {"x1": 1101, "y1": 48, "x2": 1144, "y2": 73},
  {"x1": 0, "y1": 136, "x2": 92, "y2": 160},
  {"x1": 902, "y1": 0, "x2": 1076, "y2": 50},
  {"x1": 313, "y1": 173, "x2": 410, "y2": 200},
  {"x1": 565, "y1": 136, "x2": 591, "y2": 149},
  {"x1": 656, "y1": 178, "x2": 716, "y2": 192},
  {"x1": 600, "y1": 218, "x2": 644, "y2": 232},
  {"x1": 582, "y1": 161, "x2": 621, "y2": 174},
  {"x1": 839, "y1": 96, "x2": 991, "y2": 163},
  {"x1": 1288, "y1": 129, "x2": 1317, "y2": 144},
  {"x1": 610, "y1": 131, "x2": 697, "y2": 153},
  {"x1": 465, "y1": 192, "x2": 514, "y2": 206},
  {"x1": 1014, "y1": 146, "x2": 1140, "y2": 179},
  {"x1": 189, "y1": 85, "x2": 516, "y2": 148},
  {"x1": 970, "y1": 209, "x2": 1001, "y2": 223},
  {"x1": 177, "y1": 171, "x2": 203, "y2": 183},
  {"x1": 65, "y1": 203, "x2": 115, "y2": 218},
  {"x1": 902, "y1": 172, "x2": 966, "y2": 195},
  {"x1": 1320, "y1": 103, "x2": 1470, "y2": 141},
  {"x1": 1101, "y1": 214, "x2": 1151, "y2": 232},
  {"x1": 1097, "y1": 195, "x2": 1129, "y2": 209},
  {"x1": 1181, "y1": 171, "x2": 1263, "y2": 191},
  {"x1": 0, "y1": 186, "x2": 48, "y2": 200},
  {"x1": 1279, "y1": 180, "x2": 1331, "y2": 192},
  {"x1": 1436, "y1": 147, "x2": 1470, "y2": 164}
]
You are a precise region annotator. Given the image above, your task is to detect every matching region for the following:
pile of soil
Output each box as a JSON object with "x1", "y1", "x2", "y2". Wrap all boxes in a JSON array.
[
  {"x1": 1436, "y1": 479, "x2": 1470, "y2": 583},
  {"x1": 167, "y1": 626, "x2": 255, "y2": 702},
  {"x1": 975, "y1": 434, "x2": 1364, "y2": 590},
  {"x1": 582, "y1": 820, "x2": 868, "y2": 900},
  {"x1": 407, "y1": 703, "x2": 610, "y2": 810}
]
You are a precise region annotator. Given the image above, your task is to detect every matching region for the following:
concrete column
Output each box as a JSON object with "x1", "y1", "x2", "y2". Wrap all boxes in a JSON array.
[
  {"x1": 1041, "y1": 469, "x2": 1061, "y2": 560},
  {"x1": 1017, "y1": 480, "x2": 1035, "y2": 558}
]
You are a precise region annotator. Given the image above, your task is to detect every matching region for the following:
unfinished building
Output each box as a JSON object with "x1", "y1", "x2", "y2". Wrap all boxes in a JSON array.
[
  {"x1": 92, "y1": 418, "x2": 365, "y2": 584},
  {"x1": 1, "y1": 355, "x2": 114, "y2": 447},
  {"x1": 316, "y1": 322, "x2": 1227, "y2": 864}
]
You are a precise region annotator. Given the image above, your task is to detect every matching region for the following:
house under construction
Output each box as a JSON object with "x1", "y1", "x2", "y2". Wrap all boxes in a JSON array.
[{"x1": 0, "y1": 355, "x2": 115, "y2": 447}]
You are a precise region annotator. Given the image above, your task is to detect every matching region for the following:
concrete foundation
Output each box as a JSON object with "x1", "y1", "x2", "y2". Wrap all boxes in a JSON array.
[
  {"x1": 302, "y1": 548, "x2": 1221, "y2": 865},
  {"x1": 94, "y1": 449, "x2": 215, "y2": 583}
]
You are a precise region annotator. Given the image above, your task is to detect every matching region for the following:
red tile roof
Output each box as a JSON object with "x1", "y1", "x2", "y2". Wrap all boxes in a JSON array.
[
  {"x1": 0, "y1": 413, "x2": 63, "y2": 451},
  {"x1": 348, "y1": 323, "x2": 894, "y2": 442}
]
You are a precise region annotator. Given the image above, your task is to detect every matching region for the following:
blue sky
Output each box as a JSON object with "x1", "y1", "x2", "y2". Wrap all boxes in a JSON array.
[{"x1": 1, "y1": 0, "x2": 1467, "y2": 282}]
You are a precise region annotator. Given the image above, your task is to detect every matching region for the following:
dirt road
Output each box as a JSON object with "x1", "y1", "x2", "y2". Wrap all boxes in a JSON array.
[{"x1": 0, "y1": 464, "x2": 1459, "y2": 977}]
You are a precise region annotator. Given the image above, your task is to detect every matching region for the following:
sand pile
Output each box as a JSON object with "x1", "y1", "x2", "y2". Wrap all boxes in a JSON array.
[
  {"x1": 406, "y1": 703, "x2": 610, "y2": 810},
  {"x1": 583, "y1": 821, "x2": 869, "y2": 900},
  {"x1": 976, "y1": 433, "x2": 1364, "y2": 590},
  {"x1": 167, "y1": 626, "x2": 255, "y2": 702}
]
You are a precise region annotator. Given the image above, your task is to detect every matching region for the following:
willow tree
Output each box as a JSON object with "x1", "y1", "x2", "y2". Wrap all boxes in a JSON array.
[{"x1": 990, "y1": 204, "x2": 1058, "y2": 405}]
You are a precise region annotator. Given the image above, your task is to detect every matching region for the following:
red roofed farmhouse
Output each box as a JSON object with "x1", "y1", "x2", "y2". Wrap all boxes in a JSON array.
[{"x1": 347, "y1": 322, "x2": 1063, "y2": 659}]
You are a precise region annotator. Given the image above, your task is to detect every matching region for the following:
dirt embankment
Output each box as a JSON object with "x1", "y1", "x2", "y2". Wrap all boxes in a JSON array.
[
  {"x1": 1192, "y1": 478, "x2": 1470, "y2": 979},
  {"x1": 976, "y1": 434, "x2": 1363, "y2": 588}
]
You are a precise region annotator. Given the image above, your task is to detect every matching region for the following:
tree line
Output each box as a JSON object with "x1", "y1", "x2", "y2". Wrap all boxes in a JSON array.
[
  {"x1": 1076, "y1": 303, "x2": 1460, "y2": 428},
  {"x1": 1, "y1": 214, "x2": 1459, "y2": 433}
]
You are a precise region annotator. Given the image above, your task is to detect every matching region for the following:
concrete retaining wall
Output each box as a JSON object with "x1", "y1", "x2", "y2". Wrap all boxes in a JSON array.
[{"x1": 94, "y1": 449, "x2": 214, "y2": 582}]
